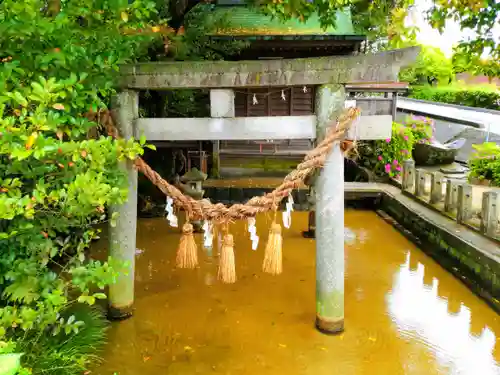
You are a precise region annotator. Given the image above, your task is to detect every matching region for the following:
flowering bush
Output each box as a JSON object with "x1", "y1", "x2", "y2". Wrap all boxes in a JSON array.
[
  {"x1": 403, "y1": 115, "x2": 435, "y2": 144},
  {"x1": 357, "y1": 122, "x2": 415, "y2": 178}
]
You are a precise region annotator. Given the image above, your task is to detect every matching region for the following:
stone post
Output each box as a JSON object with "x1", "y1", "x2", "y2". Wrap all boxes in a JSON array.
[
  {"x1": 108, "y1": 90, "x2": 139, "y2": 320},
  {"x1": 402, "y1": 159, "x2": 415, "y2": 192},
  {"x1": 430, "y1": 172, "x2": 444, "y2": 204},
  {"x1": 210, "y1": 89, "x2": 234, "y2": 179},
  {"x1": 415, "y1": 169, "x2": 426, "y2": 197},
  {"x1": 444, "y1": 179, "x2": 460, "y2": 212},
  {"x1": 314, "y1": 84, "x2": 345, "y2": 334},
  {"x1": 480, "y1": 191, "x2": 498, "y2": 236},
  {"x1": 457, "y1": 184, "x2": 472, "y2": 224}
]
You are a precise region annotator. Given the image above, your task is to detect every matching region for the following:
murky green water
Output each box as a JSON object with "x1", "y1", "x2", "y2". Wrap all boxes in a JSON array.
[{"x1": 94, "y1": 211, "x2": 500, "y2": 375}]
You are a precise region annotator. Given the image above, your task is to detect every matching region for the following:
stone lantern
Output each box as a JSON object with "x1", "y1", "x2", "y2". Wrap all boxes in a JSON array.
[
  {"x1": 180, "y1": 167, "x2": 207, "y2": 232},
  {"x1": 180, "y1": 167, "x2": 207, "y2": 198}
]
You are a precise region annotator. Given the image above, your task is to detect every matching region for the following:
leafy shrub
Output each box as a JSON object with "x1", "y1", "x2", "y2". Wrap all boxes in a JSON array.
[
  {"x1": 399, "y1": 45, "x2": 454, "y2": 85},
  {"x1": 468, "y1": 142, "x2": 500, "y2": 186},
  {"x1": 357, "y1": 122, "x2": 414, "y2": 178},
  {"x1": 0, "y1": 305, "x2": 107, "y2": 375},
  {"x1": 0, "y1": 0, "x2": 159, "y2": 373},
  {"x1": 409, "y1": 84, "x2": 500, "y2": 110}
]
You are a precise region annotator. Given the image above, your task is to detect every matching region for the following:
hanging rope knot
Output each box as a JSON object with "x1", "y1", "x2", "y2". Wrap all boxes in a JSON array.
[
  {"x1": 176, "y1": 222, "x2": 198, "y2": 269},
  {"x1": 219, "y1": 229, "x2": 236, "y2": 284},
  {"x1": 341, "y1": 140, "x2": 355, "y2": 152},
  {"x1": 222, "y1": 233, "x2": 234, "y2": 247},
  {"x1": 270, "y1": 222, "x2": 281, "y2": 235},
  {"x1": 182, "y1": 222, "x2": 194, "y2": 234}
]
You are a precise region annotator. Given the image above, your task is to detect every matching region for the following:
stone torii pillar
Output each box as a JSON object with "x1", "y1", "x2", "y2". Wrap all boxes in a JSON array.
[
  {"x1": 314, "y1": 84, "x2": 347, "y2": 334},
  {"x1": 313, "y1": 85, "x2": 391, "y2": 334},
  {"x1": 108, "y1": 90, "x2": 139, "y2": 319}
]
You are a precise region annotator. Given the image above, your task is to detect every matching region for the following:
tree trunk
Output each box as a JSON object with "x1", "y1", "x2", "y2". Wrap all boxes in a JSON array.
[{"x1": 47, "y1": 0, "x2": 61, "y2": 15}]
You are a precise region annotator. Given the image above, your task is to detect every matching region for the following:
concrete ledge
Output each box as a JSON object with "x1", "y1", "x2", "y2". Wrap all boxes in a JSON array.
[{"x1": 136, "y1": 116, "x2": 316, "y2": 141}]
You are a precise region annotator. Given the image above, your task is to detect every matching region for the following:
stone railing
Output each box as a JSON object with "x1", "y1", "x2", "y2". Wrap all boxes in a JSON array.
[{"x1": 401, "y1": 160, "x2": 499, "y2": 241}]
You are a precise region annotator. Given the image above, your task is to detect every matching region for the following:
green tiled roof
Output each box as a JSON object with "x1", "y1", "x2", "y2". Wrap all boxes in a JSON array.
[{"x1": 208, "y1": 6, "x2": 358, "y2": 36}]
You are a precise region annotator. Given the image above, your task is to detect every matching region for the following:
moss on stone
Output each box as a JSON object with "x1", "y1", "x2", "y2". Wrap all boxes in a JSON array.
[
  {"x1": 211, "y1": 152, "x2": 220, "y2": 179},
  {"x1": 316, "y1": 289, "x2": 344, "y2": 319},
  {"x1": 223, "y1": 158, "x2": 299, "y2": 171}
]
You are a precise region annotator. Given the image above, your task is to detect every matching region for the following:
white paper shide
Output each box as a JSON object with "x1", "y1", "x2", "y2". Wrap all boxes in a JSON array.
[
  {"x1": 165, "y1": 196, "x2": 178, "y2": 228},
  {"x1": 202, "y1": 220, "x2": 214, "y2": 248},
  {"x1": 247, "y1": 217, "x2": 259, "y2": 250},
  {"x1": 282, "y1": 194, "x2": 294, "y2": 229}
]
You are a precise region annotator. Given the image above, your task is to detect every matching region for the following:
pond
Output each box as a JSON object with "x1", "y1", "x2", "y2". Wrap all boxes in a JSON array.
[{"x1": 95, "y1": 210, "x2": 500, "y2": 375}]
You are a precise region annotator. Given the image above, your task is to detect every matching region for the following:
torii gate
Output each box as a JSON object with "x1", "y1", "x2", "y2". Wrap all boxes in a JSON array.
[{"x1": 109, "y1": 47, "x2": 419, "y2": 334}]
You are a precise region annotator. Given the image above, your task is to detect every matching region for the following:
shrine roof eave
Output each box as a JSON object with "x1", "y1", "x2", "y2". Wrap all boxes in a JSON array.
[
  {"x1": 209, "y1": 34, "x2": 366, "y2": 42},
  {"x1": 119, "y1": 46, "x2": 420, "y2": 90}
]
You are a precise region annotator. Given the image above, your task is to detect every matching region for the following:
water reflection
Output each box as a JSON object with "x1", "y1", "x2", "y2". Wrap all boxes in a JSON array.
[
  {"x1": 96, "y1": 211, "x2": 500, "y2": 375},
  {"x1": 387, "y1": 252, "x2": 499, "y2": 375},
  {"x1": 344, "y1": 227, "x2": 357, "y2": 245}
]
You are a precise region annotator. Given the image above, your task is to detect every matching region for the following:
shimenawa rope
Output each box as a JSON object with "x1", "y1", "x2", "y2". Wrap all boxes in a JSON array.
[{"x1": 86, "y1": 107, "x2": 360, "y2": 281}]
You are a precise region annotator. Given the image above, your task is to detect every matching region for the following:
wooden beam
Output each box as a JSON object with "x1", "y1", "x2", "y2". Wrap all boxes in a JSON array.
[{"x1": 345, "y1": 81, "x2": 410, "y2": 92}]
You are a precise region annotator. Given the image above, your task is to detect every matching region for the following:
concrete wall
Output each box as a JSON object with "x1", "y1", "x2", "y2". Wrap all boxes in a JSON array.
[{"x1": 135, "y1": 116, "x2": 317, "y2": 141}]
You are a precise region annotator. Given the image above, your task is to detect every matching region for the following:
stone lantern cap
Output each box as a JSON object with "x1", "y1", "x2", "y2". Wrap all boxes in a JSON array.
[{"x1": 180, "y1": 168, "x2": 208, "y2": 183}]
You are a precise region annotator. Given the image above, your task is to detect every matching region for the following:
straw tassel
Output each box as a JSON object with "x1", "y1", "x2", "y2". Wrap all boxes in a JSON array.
[
  {"x1": 218, "y1": 232, "x2": 236, "y2": 284},
  {"x1": 262, "y1": 222, "x2": 283, "y2": 275},
  {"x1": 176, "y1": 222, "x2": 198, "y2": 269}
]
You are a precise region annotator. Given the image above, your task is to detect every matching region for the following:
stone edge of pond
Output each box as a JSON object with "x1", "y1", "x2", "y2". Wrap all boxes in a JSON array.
[
  {"x1": 203, "y1": 186, "x2": 383, "y2": 211},
  {"x1": 376, "y1": 183, "x2": 500, "y2": 314}
]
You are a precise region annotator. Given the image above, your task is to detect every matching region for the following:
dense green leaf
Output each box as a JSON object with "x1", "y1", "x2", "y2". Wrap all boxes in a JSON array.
[{"x1": 0, "y1": 0, "x2": 160, "y2": 373}]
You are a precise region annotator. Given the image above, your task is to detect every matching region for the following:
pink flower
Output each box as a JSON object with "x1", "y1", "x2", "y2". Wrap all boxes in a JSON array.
[
  {"x1": 396, "y1": 165, "x2": 402, "y2": 171},
  {"x1": 393, "y1": 159, "x2": 398, "y2": 165},
  {"x1": 402, "y1": 149, "x2": 408, "y2": 154},
  {"x1": 385, "y1": 164, "x2": 391, "y2": 173},
  {"x1": 378, "y1": 155, "x2": 383, "y2": 161},
  {"x1": 385, "y1": 138, "x2": 391, "y2": 143},
  {"x1": 404, "y1": 135, "x2": 409, "y2": 141}
]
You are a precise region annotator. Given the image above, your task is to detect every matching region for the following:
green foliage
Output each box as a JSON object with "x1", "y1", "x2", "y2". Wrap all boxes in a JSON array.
[
  {"x1": 0, "y1": 0, "x2": 160, "y2": 372},
  {"x1": 402, "y1": 115, "x2": 434, "y2": 144},
  {"x1": 141, "y1": 3, "x2": 248, "y2": 122},
  {"x1": 0, "y1": 305, "x2": 108, "y2": 375},
  {"x1": 452, "y1": 46, "x2": 500, "y2": 83},
  {"x1": 428, "y1": 1, "x2": 500, "y2": 61},
  {"x1": 0, "y1": 353, "x2": 22, "y2": 375},
  {"x1": 399, "y1": 45, "x2": 454, "y2": 85},
  {"x1": 468, "y1": 142, "x2": 500, "y2": 186},
  {"x1": 357, "y1": 122, "x2": 415, "y2": 178},
  {"x1": 173, "y1": 3, "x2": 249, "y2": 61},
  {"x1": 255, "y1": 0, "x2": 498, "y2": 59},
  {"x1": 409, "y1": 84, "x2": 500, "y2": 110},
  {"x1": 254, "y1": 0, "x2": 417, "y2": 46}
]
